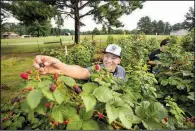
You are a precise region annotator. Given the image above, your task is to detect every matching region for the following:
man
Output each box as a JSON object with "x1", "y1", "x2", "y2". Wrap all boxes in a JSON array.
[
  {"x1": 33, "y1": 44, "x2": 126, "y2": 80},
  {"x1": 148, "y1": 39, "x2": 169, "y2": 73}
]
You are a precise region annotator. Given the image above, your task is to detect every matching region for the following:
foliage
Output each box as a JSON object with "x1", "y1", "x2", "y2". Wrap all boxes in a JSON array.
[
  {"x1": 106, "y1": 35, "x2": 115, "y2": 45},
  {"x1": 183, "y1": 7, "x2": 195, "y2": 31},
  {"x1": 41, "y1": 39, "x2": 95, "y2": 67},
  {"x1": 181, "y1": 28, "x2": 195, "y2": 52},
  {"x1": 153, "y1": 35, "x2": 195, "y2": 119},
  {"x1": 114, "y1": 34, "x2": 149, "y2": 67},
  {"x1": 42, "y1": 1, "x2": 145, "y2": 43},
  {"x1": 27, "y1": 20, "x2": 52, "y2": 37}
]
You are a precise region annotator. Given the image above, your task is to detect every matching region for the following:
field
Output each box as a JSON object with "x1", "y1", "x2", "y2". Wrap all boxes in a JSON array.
[
  {"x1": 1, "y1": 34, "x2": 169, "y2": 104},
  {"x1": 1, "y1": 33, "x2": 194, "y2": 130}
]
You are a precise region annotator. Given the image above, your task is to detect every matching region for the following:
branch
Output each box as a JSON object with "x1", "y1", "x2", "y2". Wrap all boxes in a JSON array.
[
  {"x1": 64, "y1": 2, "x2": 74, "y2": 9},
  {"x1": 79, "y1": 1, "x2": 91, "y2": 10},
  {"x1": 79, "y1": 9, "x2": 95, "y2": 19}
]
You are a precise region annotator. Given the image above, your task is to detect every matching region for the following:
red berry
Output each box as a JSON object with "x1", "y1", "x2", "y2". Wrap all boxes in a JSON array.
[
  {"x1": 73, "y1": 84, "x2": 82, "y2": 94},
  {"x1": 54, "y1": 74, "x2": 58, "y2": 80},
  {"x1": 191, "y1": 116, "x2": 195, "y2": 122},
  {"x1": 73, "y1": 84, "x2": 79, "y2": 89},
  {"x1": 4, "y1": 117, "x2": 9, "y2": 121},
  {"x1": 50, "y1": 84, "x2": 56, "y2": 92},
  {"x1": 26, "y1": 70, "x2": 32, "y2": 74},
  {"x1": 21, "y1": 88, "x2": 27, "y2": 92},
  {"x1": 95, "y1": 64, "x2": 101, "y2": 71},
  {"x1": 164, "y1": 117, "x2": 168, "y2": 122},
  {"x1": 98, "y1": 112, "x2": 104, "y2": 119},
  {"x1": 45, "y1": 102, "x2": 51, "y2": 108},
  {"x1": 20, "y1": 72, "x2": 29, "y2": 80},
  {"x1": 28, "y1": 86, "x2": 34, "y2": 91},
  {"x1": 63, "y1": 120, "x2": 69, "y2": 125},
  {"x1": 185, "y1": 118, "x2": 190, "y2": 122}
]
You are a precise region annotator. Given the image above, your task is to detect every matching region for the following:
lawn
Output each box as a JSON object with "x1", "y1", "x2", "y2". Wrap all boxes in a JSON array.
[{"x1": 1, "y1": 53, "x2": 36, "y2": 104}]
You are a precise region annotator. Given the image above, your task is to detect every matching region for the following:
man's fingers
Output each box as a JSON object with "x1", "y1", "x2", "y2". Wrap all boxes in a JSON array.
[{"x1": 33, "y1": 61, "x2": 40, "y2": 69}]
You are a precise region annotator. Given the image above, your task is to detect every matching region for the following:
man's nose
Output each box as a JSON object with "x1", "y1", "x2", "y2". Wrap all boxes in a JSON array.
[{"x1": 106, "y1": 57, "x2": 113, "y2": 63}]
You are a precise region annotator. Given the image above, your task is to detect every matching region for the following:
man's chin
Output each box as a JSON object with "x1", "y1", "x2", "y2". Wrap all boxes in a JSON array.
[{"x1": 105, "y1": 67, "x2": 114, "y2": 72}]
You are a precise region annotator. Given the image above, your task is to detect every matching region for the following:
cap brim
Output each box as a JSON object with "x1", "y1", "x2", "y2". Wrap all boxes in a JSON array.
[{"x1": 103, "y1": 51, "x2": 121, "y2": 58}]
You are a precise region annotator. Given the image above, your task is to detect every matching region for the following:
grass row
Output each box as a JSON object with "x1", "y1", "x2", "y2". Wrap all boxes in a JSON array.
[{"x1": 1, "y1": 35, "x2": 167, "y2": 44}]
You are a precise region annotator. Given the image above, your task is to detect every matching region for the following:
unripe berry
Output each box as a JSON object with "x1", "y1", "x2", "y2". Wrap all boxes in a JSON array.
[
  {"x1": 98, "y1": 112, "x2": 104, "y2": 119},
  {"x1": 164, "y1": 117, "x2": 168, "y2": 122},
  {"x1": 28, "y1": 86, "x2": 34, "y2": 91},
  {"x1": 95, "y1": 64, "x2": 101, "y2": 71},
  {"x1": 63, "y1": 120, "x2": 69, "y2": 125},
  {"x1": 54, "y1": 74, "x2": 58, "y2": 80},
  {"x1": 45, "y1": 102, "x2": 51, "y2": 108}
]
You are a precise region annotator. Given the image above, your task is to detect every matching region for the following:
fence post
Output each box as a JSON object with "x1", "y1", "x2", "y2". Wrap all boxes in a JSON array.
[
  {"x1": 100, "y1": 39, "x2": 101, "y2": 53},
  {"x1": 65, "y1": 46, "x2": 68, "y2": 63},
  {"x1": 60, "y1": 38, "x2": 62, "y2": 48},
  {"x1": 37, "y1": 41, "x2": 40, "y2": 52}
]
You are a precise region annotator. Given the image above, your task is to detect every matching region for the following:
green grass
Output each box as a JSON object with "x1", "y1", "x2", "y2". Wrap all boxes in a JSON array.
[
  {"x1": 1, "y1": 53, "x2": 35, "y2": 104},
  {"x1": 1, "y1": 34, "x2": 169, "y2": 45}
]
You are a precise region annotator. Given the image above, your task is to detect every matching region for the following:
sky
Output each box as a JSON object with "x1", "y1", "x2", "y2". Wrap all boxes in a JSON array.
[{"x1": 5, "y1": 1, "x2": 194, "y2": 32}]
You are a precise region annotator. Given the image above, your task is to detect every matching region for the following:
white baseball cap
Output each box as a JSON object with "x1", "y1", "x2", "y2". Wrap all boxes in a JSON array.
[{"x1": 104, "y1": 44, "x2": 122, "y2": 57}]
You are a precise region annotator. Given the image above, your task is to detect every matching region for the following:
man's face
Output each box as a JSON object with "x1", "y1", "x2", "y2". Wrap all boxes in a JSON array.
[{"x1": 103, "y1": 53, "x2": 121, "y2": 72}]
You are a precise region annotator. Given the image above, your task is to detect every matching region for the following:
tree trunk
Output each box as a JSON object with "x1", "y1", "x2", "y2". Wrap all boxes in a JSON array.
[{"x1": 74, "y1": 0, "x2": 80, "y2": 44}]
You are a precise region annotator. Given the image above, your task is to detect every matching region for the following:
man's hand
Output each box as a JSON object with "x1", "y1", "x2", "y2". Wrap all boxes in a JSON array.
[
  {"x1": 147, "y1": 60, "x2": 162, "y2": 65},
  {"x1": 33, "y1": 55, "x2": 63, "y2": 75}
]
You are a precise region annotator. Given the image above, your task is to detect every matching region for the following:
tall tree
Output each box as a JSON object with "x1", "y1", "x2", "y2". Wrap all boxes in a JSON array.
[
  {"x1": 9, "y1": 1, "x2": 56, "y2": 36},
  {"x1": 151, "y1": 20, "x2": 157, "y2": 35},
  {"x1": 183, "y1": 7, "x2": 195, "y2": 31},
  {"x1": 101, "y1": 25, "x2": 107, "y2": 34},
  {"x1": 137, "y1": 16, "x2": 152, "y2": 34},
  {"x1": 163, "y1": 22, "x2": 172, "y2": 35},
  {"x1": 172, "y1": 23, "x2": 183, "y2": 31},
  {"x1": 0, "y1": 1, "x2": 12, "y2": 25},
  {"x1": 156, "y1": 20, "x2": 164, "y2": 35},
  {"x1": 42, "y1": 0, "x2": 145, "y2": 44}
]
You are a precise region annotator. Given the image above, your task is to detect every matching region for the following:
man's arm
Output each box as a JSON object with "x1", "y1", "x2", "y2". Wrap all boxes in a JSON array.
[
  {"x1": 33, "y1": 55, "x2": 91, "y2": 80},
  {"x1": 59, "y1": 63, "x2": 91, "y2": 80}
]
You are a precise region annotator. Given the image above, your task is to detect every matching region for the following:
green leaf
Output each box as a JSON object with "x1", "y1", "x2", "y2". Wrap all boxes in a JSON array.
[
  {"x1": 53, "y1": 88, "x2": 70, "y2": 104},
  {"x1": 58, "y1": 76, "x2": 76, "y2": 87},
  {"x1": 142, "y1": 119, "x2": 162, "y2": 130},
  {"x1": 27, "y1": 89, "x2": 42, "y2": 109},
  {"x1": 135, "y1": 101, "x2": 150, "y2": 119},
  {"x1": 18, "y1": 116, "x2": 25, "y2": 122},
  {"x1": 187, "y1": 92, "x2": 194, "y2": 101},
  {"x1": 118, "y1": 106, "x2": 133, "y2": 129},
  {"x1": 28, "y1": 111, "x2": 34, "y2": 122},
  {"x1": 19, "y1": 81, "x2": 38, "y2": 91},
  {"x1": 66, "y1": 115, "x2": 82, "y2": 130},
  {"x1": 146, "y1": 102, "x2": 167, "y2": 120},
  {"x1": 160, "y1": 79, "x2": 168, "y2": 86},
  {"x1": 80, "y1": 93, "x2": 96, "y2": 112},
  {"x1": 79, "y1": 107, "x2": 94, "y2": 121},
  {"x1": 105, "y1": 103, "x2": 119, "y2": 124},
  {"x1": 82, "y1": 82, "x2": 98, "y2": 94},
  {"x1": 37, "y1": 80, "x2": 52, "y2": 89},
  {"x1": 176, "y1": 84, "x2": 185, "y2": 90},
  {"x1": 1, "y1": 120, "x2": 12, "y2": 129},
  {"x1": 21, "y1": 100, "x2": 31, "y2": 113},
  {"x1": 34, "y1": 98, "x2": 47, "y2": 115},
  {"x1": 93, "y1": 86, "x2": 113, "y2": 103},
  {"x1": 82, "y1": 119, "x2": 100, "y2": 130},
  {"x1": 42, "y1": 86, "x2": 55, "y2": 101},
  {"x1": 51, "y1": 105, "x2": 64, "y2": 123},
  {"x1": 60, "y1": 104, "x2": 77, "y2": 119}
]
